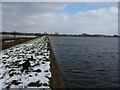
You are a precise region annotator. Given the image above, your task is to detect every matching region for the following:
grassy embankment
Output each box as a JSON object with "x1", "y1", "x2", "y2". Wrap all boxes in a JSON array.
[
  {"x1": 0, "y1": 36, "x2": 65, "y2": 89},
  {"x1": 0, "y1": 36, "x2": 51, "y2": 88}
]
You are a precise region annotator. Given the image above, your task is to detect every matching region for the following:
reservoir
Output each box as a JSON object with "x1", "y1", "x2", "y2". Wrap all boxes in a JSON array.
[{"x1": 49, "y1": 36, "x2": 119, "y2": 88}]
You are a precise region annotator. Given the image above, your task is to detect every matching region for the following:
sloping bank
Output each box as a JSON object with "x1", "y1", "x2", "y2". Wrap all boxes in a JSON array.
[
  {"x1": 0, "y1": 35, "x2": 65, "y2": 89},
  {"x1": 48, "y1": 37, "x2": 65, "y2": 89}
]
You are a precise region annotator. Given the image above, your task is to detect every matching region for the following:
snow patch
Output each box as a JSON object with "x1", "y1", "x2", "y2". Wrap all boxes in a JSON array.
[{"x1": 0, "y1": 36, "x2": 51, "y2": 89}]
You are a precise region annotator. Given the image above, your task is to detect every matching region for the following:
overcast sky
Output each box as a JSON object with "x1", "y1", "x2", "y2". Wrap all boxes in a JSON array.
[{"x1": 2, "y1": 2, "x2": 118, "y2": 35}]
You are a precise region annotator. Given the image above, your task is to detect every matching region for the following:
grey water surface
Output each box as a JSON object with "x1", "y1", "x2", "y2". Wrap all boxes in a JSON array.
[{"x1": 49, "y1": 36, "x2": 119, "y2": 88}]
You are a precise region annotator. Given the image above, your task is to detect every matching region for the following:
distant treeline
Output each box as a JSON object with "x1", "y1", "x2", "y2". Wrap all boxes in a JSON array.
[
  {"x1": 49, "y1": 34, "x2": 120, "y2": 37},
  {"x1": 49, "y1": 33, "x2": 120, "y2": 37},
  {"x1": 0, "y1": 31, "x2": 43, "y2": 36},
  {"x1": 0, "y1": 32, "x2": 119, "y2": 37}
]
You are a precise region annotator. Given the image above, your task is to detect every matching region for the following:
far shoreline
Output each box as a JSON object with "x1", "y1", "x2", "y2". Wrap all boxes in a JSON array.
[
  {"x1": 0, "y1": 32, "x2": 119, "y2": 38},
  {"x1": 48, "y1": 35, "x2": 120, "y2": 38}
]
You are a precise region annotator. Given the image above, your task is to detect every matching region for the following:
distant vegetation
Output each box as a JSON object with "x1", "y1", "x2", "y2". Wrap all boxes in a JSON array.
[
  {"x1": 0, "y1": 31, "x2": 43, "y2": 37},
  {"x1": 0, "y1": 31, "x2": 119, "y2": 37}
]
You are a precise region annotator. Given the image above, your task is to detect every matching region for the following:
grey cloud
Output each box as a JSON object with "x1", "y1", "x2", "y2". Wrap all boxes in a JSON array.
[
  {"x1": 2, "y1": 2, "x2": 118, "y2": 35},
  {"x1": 3, "y1": 2, "x2": 67, "y2": 15},
  {"x1": 2, "y1": 2, "x2": 67, "y2": 31}
]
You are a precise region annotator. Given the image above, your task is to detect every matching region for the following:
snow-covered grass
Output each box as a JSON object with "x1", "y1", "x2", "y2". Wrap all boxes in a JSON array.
[{"x1": 0, "y1": 36, "x2": 51, "y2": 89}]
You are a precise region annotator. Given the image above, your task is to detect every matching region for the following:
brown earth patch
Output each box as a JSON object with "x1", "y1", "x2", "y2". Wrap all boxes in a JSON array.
[{"x1": 1, "y1": 38, "x2": 36, "y2": 50}]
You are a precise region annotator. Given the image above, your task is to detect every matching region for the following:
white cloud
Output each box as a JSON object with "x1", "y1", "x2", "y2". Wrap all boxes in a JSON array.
[
  {"x1": 2, "y1": 3, "x2": 118, "y2": 35},
  {"x1": 59, "y1": 7, "x2": 118, "y2": 34}
]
